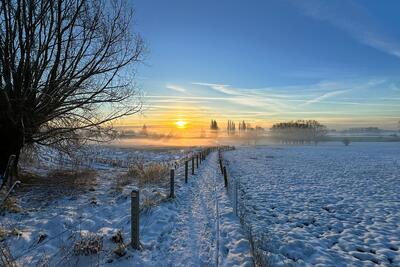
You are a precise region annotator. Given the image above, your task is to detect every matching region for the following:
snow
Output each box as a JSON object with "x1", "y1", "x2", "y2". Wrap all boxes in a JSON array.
[
  {"x1": 1, "y1": 146, "x2": 252, "y2": 266},
  {"x1": 223, "y1": 142, "x2": 400, "y2": 266},
  {"x1": 113, "y1": 151, "x2": 252, "y2": 266}
]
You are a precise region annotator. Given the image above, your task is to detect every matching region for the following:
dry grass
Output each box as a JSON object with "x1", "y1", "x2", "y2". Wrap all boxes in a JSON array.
[
  {"x1": 114, "y1": 160, "x2": 169, "y2": 192},
  {"x1": 114, "y1": 174, "x2": 134, "y2": 191},
  {"x1": 0, "y1": 194, "x2": 22, "y2": 213},
  {"x1": 19, "y1": 169, "x2": 97, "y2": 192},
  {"x1": 14, "y1": 169, "x2": 97, "y2": 207},
  {"x1": 73, "y1": 232, "x2": 103, "y2": 256},
  {"x1": 111, "y1": 231, "x2": 124, "y2": 244},
  {"x1": 47, "y1": 169, "x2": 97, "y2": 189},
  {"x1": 141, "y1": 196, "x2": 158, "y2": 214},
  {"x1": 0, "y1": 227, "x2": 23, "y2": 241},
  {"x1": 112, "y1": 161, "x2": 171, "y2": 214},
  {"x1": 0, "y1": 227, "x2": 8, "y2": 241},
  {"x1": 127, "y1": 161, "x2": 169, "y2": 187},
  {"x1": 111, "y1": 230, "x2": 127, "y2": 257}
]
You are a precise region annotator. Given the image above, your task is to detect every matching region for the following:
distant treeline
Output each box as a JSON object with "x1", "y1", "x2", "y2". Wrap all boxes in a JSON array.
[{"x1": 271, "y1": 120, "x2": 327, "y2": 144}]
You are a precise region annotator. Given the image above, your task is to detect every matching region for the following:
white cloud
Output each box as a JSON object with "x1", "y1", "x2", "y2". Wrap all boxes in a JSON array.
[
  {"x1": 166, "y1": 84, "x2": 186, "y2": 93},
  {"x1": 192, "y1": 82, "x2": 242, "y2": 95}
]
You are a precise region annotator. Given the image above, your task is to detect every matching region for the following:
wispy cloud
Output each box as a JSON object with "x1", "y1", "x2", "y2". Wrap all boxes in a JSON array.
[
  {"x1": 190, "y1": 79, "x2": 390, "y2": 111},
  {"x1": 192, "y1": 82, "x2": 242, "y2": 95},
  {"x1": 303, "y1": 90, "x2": 348, "y2": 105},
  {"x1": 166, "y1": 84, "x2": 186, "y2": 93},
  {"x1": 143, "y1": 78, "x2": 398, "y2": 128},
  {"x1": 292, "y1": 0, "x2": 400, "y2": 59}
]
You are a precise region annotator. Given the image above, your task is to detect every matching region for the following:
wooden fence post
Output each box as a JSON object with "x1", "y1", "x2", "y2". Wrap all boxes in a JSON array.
[
  {"x1": 185, "y1": 161, "x2": 188, "y2": 183},
  {"x1": 131, "y1": 189, "x2": 140, "y2": 249},
  {"x1": 192, "y1": 157, "x2": 195, "y2": 175},
  {"x1": 219, "y1": 159, "x2": 223, "y2": 175},
  {"x1": 223, "y1": 166, "x2": 228, "y2": 187},
  {"x1": 196, "y1": 154, "x2": 199, "y2": 168},
  {"x1": 170, "y1": 169, "x2": 175, "y2": 198}
]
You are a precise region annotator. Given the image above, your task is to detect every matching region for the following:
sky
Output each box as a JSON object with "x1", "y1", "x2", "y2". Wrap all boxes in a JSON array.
[{"x1": 119, "y1": 0, "x2": 400, "y2": 133}]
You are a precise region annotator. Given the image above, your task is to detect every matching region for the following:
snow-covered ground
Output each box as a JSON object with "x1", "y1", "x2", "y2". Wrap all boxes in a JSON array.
[
  {"x1": 224, "y1": 142, "x2": 400, "y2": 266},
  {"x1": 124, "y1": 151, "x2": 252, "y2": 267},
  {"x1": 1, "y1": 146, "x2": 252, "y2": 266}
]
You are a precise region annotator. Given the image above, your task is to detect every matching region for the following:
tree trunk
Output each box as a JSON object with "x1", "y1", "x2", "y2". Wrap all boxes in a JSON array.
[{"x1": 0, "y1": 120, "x2": 23, "y2": 176}]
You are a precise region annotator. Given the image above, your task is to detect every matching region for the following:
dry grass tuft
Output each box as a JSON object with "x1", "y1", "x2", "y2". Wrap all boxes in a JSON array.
[
  {"x1": 73, "y1": 232, "x2": 103, "y2": 256},
  {"x1": 127, "y1": 161, "x2": 169, "y2": 187},
  {"x1": 114, "y1": 160, "x2": 169, "y2": 192},
  {"x1": 111, "y1": 231, "x2": 124, "y2": 244},
  {"x1": 0, "y1": 227, "x2": 8, "y2": 241},
  {"x1": 0, "y1": 195, "x2": 22, "y2": 213},
  {"x1": 111, "y1": 230, "x2": 127, "y2": 257}
]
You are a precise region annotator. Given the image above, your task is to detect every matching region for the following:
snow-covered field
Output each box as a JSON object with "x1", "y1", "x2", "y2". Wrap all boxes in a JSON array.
[
  {"x1": 224, "y1": 142, "x2": 400, "y2": 266},
  {"x1": 1, "y1": 145, "x2": 251, "y2": 266}
]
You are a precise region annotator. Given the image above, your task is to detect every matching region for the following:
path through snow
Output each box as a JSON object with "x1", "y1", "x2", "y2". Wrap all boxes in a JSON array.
[{"x1": 115, "y1": 151, "x2": 253, "y2": 266}]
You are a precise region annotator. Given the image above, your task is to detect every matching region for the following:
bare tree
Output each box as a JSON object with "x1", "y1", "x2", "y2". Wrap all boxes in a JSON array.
[{"x1": 0, "y1": 0, "x2": 145, "y2": 174}]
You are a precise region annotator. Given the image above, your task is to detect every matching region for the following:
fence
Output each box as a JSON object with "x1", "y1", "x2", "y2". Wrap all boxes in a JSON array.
[
  {"x1": 218, "y1": 147, "x2": 269, "y2": 266},
  {"x1": 216, "y1": 147, "x2": 240, "y2": 216},
  {"x1": 2, "y1": 145, "x2": 236, "y2": 265}
]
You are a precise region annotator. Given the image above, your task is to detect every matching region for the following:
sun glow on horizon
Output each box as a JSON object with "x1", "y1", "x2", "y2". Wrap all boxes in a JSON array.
[{"x1": 175, "y1": 120, "x2": 187, "y2": 129}]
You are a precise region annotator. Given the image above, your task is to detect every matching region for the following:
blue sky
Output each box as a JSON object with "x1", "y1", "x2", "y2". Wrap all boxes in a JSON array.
[{"x1": 122, "y1": 0, "x2": 400, "y2": 130}]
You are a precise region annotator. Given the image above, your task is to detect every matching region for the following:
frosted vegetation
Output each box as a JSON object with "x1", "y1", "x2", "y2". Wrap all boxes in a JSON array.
[{"x1": 1, "y1": 145, "x2": 252, "y2": 266}]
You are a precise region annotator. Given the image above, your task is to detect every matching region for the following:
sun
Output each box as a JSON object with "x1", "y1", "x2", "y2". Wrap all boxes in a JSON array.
[{"x1": 175, "y1": 120, "x2": 187, "y2": 129}]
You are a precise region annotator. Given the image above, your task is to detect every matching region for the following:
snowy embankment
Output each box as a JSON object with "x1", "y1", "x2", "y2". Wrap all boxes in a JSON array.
[
  {"x1": 1, "y1": 146, "x2": 252, "y2": 266},
  {"x1": 224, "y1": 142, "x2": 400, "y2": 266}
]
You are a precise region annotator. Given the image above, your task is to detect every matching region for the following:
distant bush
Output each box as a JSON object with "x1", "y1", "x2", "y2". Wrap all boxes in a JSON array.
[
  {"x1": 270, "y1": 120, "x2": 327, "y2": 144},
  {"x1": 343, "y1": 138, "x2": 351, "y2": 146}
]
